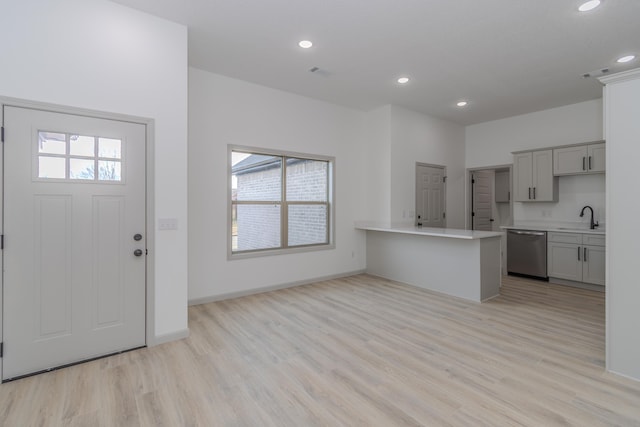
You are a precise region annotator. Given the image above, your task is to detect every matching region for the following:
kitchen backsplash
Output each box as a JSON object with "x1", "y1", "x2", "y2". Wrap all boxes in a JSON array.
[{"x1": 513, "y1": 174, "x2": 605, "y2": 226}]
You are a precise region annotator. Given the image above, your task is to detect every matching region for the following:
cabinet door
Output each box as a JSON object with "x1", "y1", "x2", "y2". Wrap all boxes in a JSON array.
[
  {"x1": 588, "y1": 143, "x2": 606, "y2": 173},
  {"x1": 513, "y1": 152, "x2": 532, "y2": 202},
  {"x1": 547, "y1": 242, "x2": 582, "y2": 281},
  {"x1": 532, "y1": 150, "x2": 557, "y2": 201},
  {"x1": 554, "y1": 145, "x2": 588, "y2": 175},
  {"x1": 582, "y1": 245, "x2": 605, "y2": 285},
  {"x1": 494, "y1": 170, "x2": 510, "y2": 202}
]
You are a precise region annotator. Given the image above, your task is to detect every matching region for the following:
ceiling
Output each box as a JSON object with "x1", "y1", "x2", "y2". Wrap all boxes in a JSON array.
[{"x1": 110, "y1": 0, "x2": 640, "y2": 125}]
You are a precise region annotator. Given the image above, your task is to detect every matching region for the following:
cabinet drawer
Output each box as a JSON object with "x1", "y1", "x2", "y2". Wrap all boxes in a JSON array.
[
  {"x1": 548, "y1": 232, "x2": 581, "y2": 244},
  {"x1": 583, "y1": 234, "x2": 605, "y2": 246}
]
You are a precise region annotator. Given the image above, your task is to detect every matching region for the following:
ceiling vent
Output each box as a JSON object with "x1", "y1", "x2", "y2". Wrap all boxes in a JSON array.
[{"x1": 582, "y1": 68, "x2": 610, "y2": 78}]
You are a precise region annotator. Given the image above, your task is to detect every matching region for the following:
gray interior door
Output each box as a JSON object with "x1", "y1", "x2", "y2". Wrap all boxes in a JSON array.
[{"x1": 416, "y1": 164, "x2": 445, "y2": 228}]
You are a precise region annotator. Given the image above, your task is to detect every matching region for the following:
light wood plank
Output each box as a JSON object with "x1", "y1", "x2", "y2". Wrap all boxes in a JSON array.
[{"x1": 1, "y1": 274, "x2": 639, "y2": 426}]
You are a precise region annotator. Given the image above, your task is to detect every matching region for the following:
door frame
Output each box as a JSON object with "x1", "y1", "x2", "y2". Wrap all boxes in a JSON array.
[
  {"x1": 0, "y1": 96, "x2": 156, "y2": 379},
  {"x1": 466, "y1": 164, "x2": 513, "y2": 230},
  {"x1": 415, "y1": 162, "x2": 447, "y2": 228}
]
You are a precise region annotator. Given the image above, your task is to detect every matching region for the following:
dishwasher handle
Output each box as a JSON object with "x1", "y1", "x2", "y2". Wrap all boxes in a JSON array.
[{"x1": 508, "y1": 230, "x2": 546, "y2": 237}]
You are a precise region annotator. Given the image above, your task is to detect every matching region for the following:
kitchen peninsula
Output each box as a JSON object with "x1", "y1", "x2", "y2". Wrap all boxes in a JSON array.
[{"x1": 356, "y1": 222, "x2": 503, "y2": 302}]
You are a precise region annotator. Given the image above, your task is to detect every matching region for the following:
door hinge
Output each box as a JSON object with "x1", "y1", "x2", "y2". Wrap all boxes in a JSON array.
[
  {"x1": 471, "y1": 212, "x2": 475, "y2": 217},
  {"x1": 471, "y1": 178, "x2": 475, "y2": 184},
  {"x1": 443, "y1": 176, "x2": 447, "y2": 183},
  {"x1": 1, "y1": 234, "x2": 3, "y2": 250}
]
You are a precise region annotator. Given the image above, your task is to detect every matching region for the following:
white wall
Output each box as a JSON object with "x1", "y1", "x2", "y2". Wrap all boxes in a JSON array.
[
  {"x1": 0, "y1": 0, "x2": 189, "y2": 341},
  {"x1": 389, "y1": 106, "x2": 467, "y2": 228},
  {"x1": 602, "y1": 68, "x2": 640, "y2": 381},
  {"x1": 363, "y1": 105, "x2": 392, "y2": 223},
  {"x1": 188, "y1": 68, "x2": 367, "y2": 302},
  {"x1": 465, "y1": 100, "x2": 605, "y2": 225}
]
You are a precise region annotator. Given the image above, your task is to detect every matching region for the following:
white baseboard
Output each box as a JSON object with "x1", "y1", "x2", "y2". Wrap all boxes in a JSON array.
[
  {"x1": 188, "y1": 269, "x2": 366, "y2": 306},
  {"x1": 148, "y1": 328, "x2": 190, "y2": 347}
]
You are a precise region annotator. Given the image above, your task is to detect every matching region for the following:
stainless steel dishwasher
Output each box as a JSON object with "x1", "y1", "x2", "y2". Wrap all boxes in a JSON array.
[{"x1": 507, "y1": 229, "x2": 548, "y2": 280}]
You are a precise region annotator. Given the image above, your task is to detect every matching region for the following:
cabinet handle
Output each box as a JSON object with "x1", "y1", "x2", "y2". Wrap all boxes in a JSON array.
[
  {"x1": 584, "y1": 247, "x2": 587, "y2": 262},
  {"x1": 508, "y1": 191, "x2": 510, "y2": 201},
  {"x1": 528, "y1": 187, "x2": 531, "y2": 199},
  {"x1": 533, "y1": 187, "x2": 536, "y2": 199},
  {"x1": 583, "y1": 157, "x2": 586, "y2": 171},
  {"x1": 578, "y1": 246, "x2": 581, "y2": 261},
  {"x1": 589, "y1": 156, "x2": 592, "y2": 170}
]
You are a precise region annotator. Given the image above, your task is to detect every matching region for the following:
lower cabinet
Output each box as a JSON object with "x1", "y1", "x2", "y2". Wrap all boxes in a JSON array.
[{"x1": 547, "y1": 232, "x2": 605, "y2": 286}]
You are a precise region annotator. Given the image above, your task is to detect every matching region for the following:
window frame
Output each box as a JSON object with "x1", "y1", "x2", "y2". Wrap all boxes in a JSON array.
[{"x1": 228, "y1": 145, "x2": 335, "y2": 259}]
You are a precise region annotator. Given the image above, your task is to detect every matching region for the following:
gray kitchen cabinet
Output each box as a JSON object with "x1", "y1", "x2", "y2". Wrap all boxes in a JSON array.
[
  {"x1": 494, "y1": 170, "x2": 510, "y2": 202},
  {"x1": 513, "y1": 149, "x2": 558, "y2": 202},
  {"x1": 547, "y1": 232, "x2": 605, "y2": 286},
  {"x1": 553, "y1": 141, "x2": 605, "y2": 175}
]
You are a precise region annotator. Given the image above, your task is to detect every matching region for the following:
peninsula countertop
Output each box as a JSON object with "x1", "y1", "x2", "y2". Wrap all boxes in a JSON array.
[{"x1": 355, "y1": 221, "x2": 503, "y2": 240}]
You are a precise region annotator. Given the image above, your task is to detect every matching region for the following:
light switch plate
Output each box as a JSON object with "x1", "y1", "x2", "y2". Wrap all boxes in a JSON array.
[{"x1": 158, "y1": 218, "x2": 178, "y2": 230}]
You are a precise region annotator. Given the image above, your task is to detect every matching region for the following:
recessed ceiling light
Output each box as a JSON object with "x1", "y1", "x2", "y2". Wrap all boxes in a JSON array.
[
  {"x1": 397, "y1": 77, "x2": 410, "y2": 84},
  {"x1": 578, "y1": 0, "x2": 601, "y2": 12},
  {"x1": 457, "y1": 101, "x2": 468, "y2": 107},
  {"x1": 298, "y1": 40, "x2": 313, "y2": 49},
  {"x1": 617, "y1": 55, "x2": 636, "y2": 63}
]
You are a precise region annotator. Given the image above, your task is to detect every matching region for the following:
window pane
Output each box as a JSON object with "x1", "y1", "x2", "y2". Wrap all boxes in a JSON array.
[
  {"x1": 288, "y1": 204, "x2": 328, "y2": 246},
  {"x1": 38, "y1": 132, "x2": 66, "y2": 155},
  {"x1": 232, "y1": 153, "x2": 282, "y2": 201},
  {"x1": 38, "y1": 156, "x2": 66, "y2": 179},
  {"x1": 70, "y1": 135, "x2": 95, "y2": 156},
  {"x1": 99, "y1": 137, "x2": 122, "y2": 159},
  {"x1": 235, "y1": 204, "x2": 281, "y2": 251},
  {"x1": 286, "y1": 158, "x2": 328, "y2": 201},
  {"x1": 70, "y1": 158, "x2": 95, "y2": 180},
  {"x1": 98, "y1": 161, "x2": 122, "y2": 181}
]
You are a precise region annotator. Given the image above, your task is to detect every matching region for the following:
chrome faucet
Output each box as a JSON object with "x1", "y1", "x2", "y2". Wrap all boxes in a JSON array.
[{"x1": 580, "y1": 205, "x2": 599, "y2": 230}]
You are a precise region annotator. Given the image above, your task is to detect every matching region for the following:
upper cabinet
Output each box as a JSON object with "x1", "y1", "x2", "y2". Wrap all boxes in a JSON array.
[
  {"x1": 513, "y1": 149, "x2": 558, "y2": 202},
  {"x1": 553, "y1": 141, "x2": 606, "y2": 175}
]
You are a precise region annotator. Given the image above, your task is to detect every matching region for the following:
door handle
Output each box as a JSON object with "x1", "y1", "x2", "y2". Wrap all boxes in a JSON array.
[
  {"x1": 589, "y1": 156, "x2": 592, "y2": 170},
  {"x1": 528, "y1": 187, "x2": 531, "y2": 199},
  {"x1": 583, "y1": 157, "x2": 586, "y2": 171},
  {"x1": 533, "y1": 187, "x2": 536, "y2": 199},
  {"x1": 578, "y1": 246, "x2": 581, "y2": 261},
  {"x1": 584, "y1": 247, "x2": 587, "y2": 262},
  {"x1": 133, "y1": 233, "x2": 143, "y2": 241},
  {"x1": 134, "y1": 249, "x2": 144, "y2": 257}
]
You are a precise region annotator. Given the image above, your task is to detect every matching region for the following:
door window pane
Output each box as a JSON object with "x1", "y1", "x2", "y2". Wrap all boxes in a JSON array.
[
  {"x1": 232, "y1": 154, "x2": 282, "y2": 201},
  {"x1": 38, "y1": 132, "x2": 66, "y2": 155},
  {"x1": 286, "y1": 158, "x2": 328, "y2": 201},
  {"x1": 98, "y1": 161, "x2": 122, "y2": 181},
  {"x1": 70, "y1": 158, "x2": 95, "y2": 180},
  {"x1": 38, "y1": 156, "x2": 66, "y2": 179},
  {"x1": 235, "y1": 204, "x2": 281, "y2": 251},
  {"x1": 98, "y1": 138, "x2": 122, "y2": 159},
  {"x1": 70, "y1": 135, "x2": 95, "y2": 157},
  {"x1": 288, "y1": 204, "x2": 328, "y2": 246}
]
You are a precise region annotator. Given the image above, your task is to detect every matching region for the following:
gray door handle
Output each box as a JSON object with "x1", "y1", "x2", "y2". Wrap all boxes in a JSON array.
[{"x1": 134, "y1": 249, "x2": 144, "y2": 257}]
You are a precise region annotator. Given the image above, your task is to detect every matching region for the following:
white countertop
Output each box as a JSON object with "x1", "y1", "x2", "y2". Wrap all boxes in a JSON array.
[
  {"x1": 355, "y1": 221, "x2": 504, "y2": 240},
  {"x1": 501, "y1": 225, "x2": 605, "y2": 235}
]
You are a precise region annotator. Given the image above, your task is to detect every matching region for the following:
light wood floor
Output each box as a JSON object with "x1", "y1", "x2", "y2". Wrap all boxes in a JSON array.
[{"x1": 1, "y1": 274, "x2": 639, "y2": 426}]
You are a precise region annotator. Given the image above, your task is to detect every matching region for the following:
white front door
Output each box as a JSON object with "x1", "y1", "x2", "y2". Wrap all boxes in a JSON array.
[
  {"x1": 416, "y1": 164, "x2": 445, "y2": 228},
  {"x1": 472, "y1": 171, "x2": 494, "y2": 231},
  {"x1": 2, "y1": 106, "x2": 146, "y2": 381}
]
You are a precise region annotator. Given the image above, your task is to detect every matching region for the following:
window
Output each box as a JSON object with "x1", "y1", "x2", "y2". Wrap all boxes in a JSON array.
[
  {"x1": 230, "y1": 147, "x2": 334, "y2": 256},
  {"x1": 37, "y1": 131, "x2": 123, "y2": 182}
]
